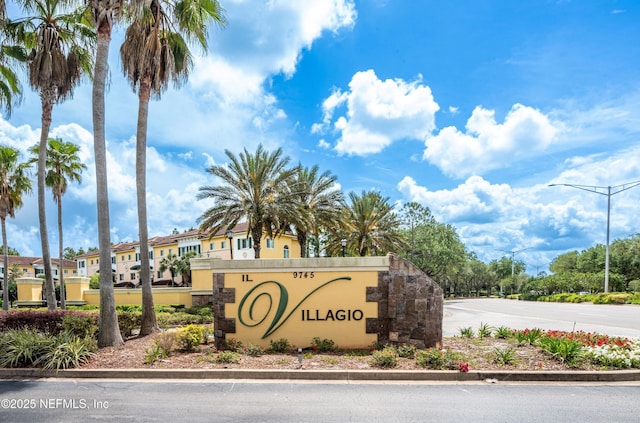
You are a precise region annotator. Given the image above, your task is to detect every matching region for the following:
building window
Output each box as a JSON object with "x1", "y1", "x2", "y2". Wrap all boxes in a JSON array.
[
  {"x1": 111, "y1": 256, "x2": 116, "y2": 264},
  {"x1": 178, "y1": 245, "x2": 201, "y2": 257},
  {"x1": 135, "y1": 252, "x2": 140, "y2": 261},
  {"x1": 160, "y1": 250, "x2": 164, "y2": 257},
  {"x1": 209, "y1": 242, "x2": 215, "y2": 250},
  {"x1": 121, "y1": 255, "x2": 125, "y2": 262},
  {"x1": 168, "y1": 249, "x2": 173, "y2": 256},
  {"x1": 130, "y1": 273, "x2": 136, "y2": 280},
  {"x1": 90, "y1": 259, "x2": 94, "y2": 265},
  {"x1": 283, "y1": 245, "x2": 289, "y2": 258},
  {"x1": 157, "y1": 271, "x2": 162, "y2": 279},
  {"x1": 221, "y1": 241, "x2": 226, "y2": 249},
  {"x1": 237, "y1": 237, "x2": 253, "y2": 250},
  {"x1": 266, "y1": 238, "x2": 275, "y2": 249},
  {"x1": 119, "y1": 274, "x2": 124, "y2": 281},
  {"x1": 128, "y1": 254, "x2": 131, "y2": 260},
  {"x1": 149, "y1": 251, "x2": 154, "y2": 260}
]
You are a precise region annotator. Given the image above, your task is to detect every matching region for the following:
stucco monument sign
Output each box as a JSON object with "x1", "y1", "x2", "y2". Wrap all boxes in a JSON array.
[{"x1": 190, "y1": 254, "x2": 443, "y2": 350}]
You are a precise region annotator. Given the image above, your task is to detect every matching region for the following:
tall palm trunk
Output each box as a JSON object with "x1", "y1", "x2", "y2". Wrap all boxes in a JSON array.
[
  {"x1": 2, "y1": 217, "x2": 8, "y2": 310},
  {"x1": 296, "y1": 231, "x2": 307, "y2": 258},
  {"x1": 39, "y1": 97, "x2": 55, "y2": 310},
  {"x1": 94, "y1": 27, "x2": 123, "y2": 347},
  {"x1": 137, "y1": 75, "x2": 158, "y2": 335},
  {"x1": 57, "y1": 197, "x2": 65, "y2": 309}
]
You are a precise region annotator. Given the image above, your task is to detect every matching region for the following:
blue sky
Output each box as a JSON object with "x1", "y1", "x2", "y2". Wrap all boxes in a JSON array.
[{"x1": 2, "y1": 0, "x2": 640, "y2": 275}]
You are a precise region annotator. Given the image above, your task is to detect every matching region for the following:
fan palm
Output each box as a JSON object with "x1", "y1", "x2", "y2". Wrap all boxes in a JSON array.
[
  {"x1": 119, "y1": 0, "x2": 225, "y2": 335},
  {"x1": 85, "y1": 0, "x2": 126, "y2": 347},
  {"x1": 290, "y1": 164, "x2": 344, "y2": 257},
  {"x1": 5, "y1": 0, "x2": 94, "y2": 310},
  {"x1": 0, "y1": 146, "x2": 32, "y2": 310},
  {"x1": 332, "y1": 190, "x2": 407, "y2": 257},
  {"x1": 197, "y1": 145, "x2": 300, "y2": 259},
  {"x1": 29, "y1": 138, "x2": 86, "y2": 309}
]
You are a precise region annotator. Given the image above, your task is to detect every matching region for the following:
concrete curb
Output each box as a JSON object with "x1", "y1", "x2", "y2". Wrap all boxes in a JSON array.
[{"x1": 1, "y1": 368, "x2": 639, "y2": 382}]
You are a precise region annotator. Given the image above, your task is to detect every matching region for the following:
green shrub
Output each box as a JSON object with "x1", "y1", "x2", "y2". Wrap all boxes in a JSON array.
[
  {"x1": 494, "y1": 326, "x2": 512, "y2": 339},
  {"x1": 183, "y1": 306, "x2": 213, "y2": 317},
  {"x1": 415, "y1": 348, "x2": 463, "y2": 370},
  {"x1": 0, "y1": 310, "x2": 95, "y2": 335},
  {"x1": 311, "y1": 337, "x2": 337, "y2": 352},
  {"x1": 117, "y1": 311, "x2": 141, "y2": 337},
  {"x1": 492, "y1": 347, "x2": 516, "y2": 366},
  {"x1": 537, "y1": 336, "x2": 583, "y2": 366},
  {"x1": 269, "y1": 338, "x2": 292, "y2": 353},
  {"x1": 370, "y1": 347, "x2": 398, "y2": 368},
  {"x1": 245, "y1": 343, "x2": 266, "y2": 357},
  {"x1": 37, "y1": 333, "x2": 96, "y2": 370},
  {"x1": 477, "y1": 322, "x2": 493, "y2": 338},
  {"x1": 396, "y1": 344, "x2": 417, "y2": 358},
  {"x1": 215, "y1": 350, "x2": 241, "y2": 364},
  {"x1": 0, "y1": 329, "x2": 53, "y2": 368},
  {"x1": 513, "y1": 328, "x2": 542, "y2": 345},
  {"x1": 89, "y1": 274, "x2": 100, "y2": 289},
  {"x1": 177, "y1": 324, "x2": 205, "y2": 352},
  {"x1": 62, "y1": 314, "x2": 98, "y2": 339},
  {"x1": 221, "y1": 337, "x2": 243, "y2": 352},
  {"x1": 116, "y1": 305, "x2": 141, "y2": 312},
  {"x1": 144, "y1": 344, "x2": 168, "y2": 364},
  {"x1": 156, "y1": 311, "x2": 212, "y2": 328},
  {"x1": 459, "y1": 327, "x2": 474, "y2": 338}
]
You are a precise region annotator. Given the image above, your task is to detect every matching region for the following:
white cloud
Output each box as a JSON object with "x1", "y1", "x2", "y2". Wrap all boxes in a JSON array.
[
  {"x1": 423, "y1": 104, "x2": 559, "y2": 178},
  {"x1": 398, "y1": 144, "x2": 640, "y2": 263},
  {"x1": 314, "y1": 70, "x2": 440, "y2": 156}
]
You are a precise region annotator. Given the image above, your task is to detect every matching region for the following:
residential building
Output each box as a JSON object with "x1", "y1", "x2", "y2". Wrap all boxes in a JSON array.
[
  {"x1": 1, "y1": 256, "x2": 78, "y2": 282},
  {"x1": 75, "y1": 223, "x2": 301, "y2": 286}
]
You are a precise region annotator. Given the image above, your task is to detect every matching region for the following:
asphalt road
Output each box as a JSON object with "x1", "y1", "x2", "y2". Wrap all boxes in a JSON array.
[
  {"x1": 443, "y1": 298, "x2": 640, "y2": 338},
  {"x1": 1, "y1": 380, "x2": 639, "y2": 423}
]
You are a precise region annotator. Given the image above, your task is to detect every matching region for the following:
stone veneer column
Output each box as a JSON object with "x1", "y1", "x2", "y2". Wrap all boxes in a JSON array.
[{"x1": 384, "y1": 254, "x2": 443, "y2": 349}]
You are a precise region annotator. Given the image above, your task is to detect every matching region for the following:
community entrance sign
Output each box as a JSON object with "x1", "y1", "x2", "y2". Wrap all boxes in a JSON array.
[{"x1": 190, "y1": 254, "x2": 443, "y2": 350}]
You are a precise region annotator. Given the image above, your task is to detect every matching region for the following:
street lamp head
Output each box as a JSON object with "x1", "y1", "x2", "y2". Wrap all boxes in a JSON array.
[
  {"x1": 341, "y1": 238, "x2": 347, "y2": 247},
  {"x1": 226, "y1": 229, "x2": 233, "y2": 240}
]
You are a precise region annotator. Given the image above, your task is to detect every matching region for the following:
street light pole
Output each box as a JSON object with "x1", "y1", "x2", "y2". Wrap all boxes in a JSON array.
[
  {"x1": 498, "y1": 247, "x2": 529, "y2": 295},
  {"x1": 549, "y1": 181, "x2": 640, "y2": 292},
  {"x1": 226, "y1": 229, "x2": 234, "y2": 260}
]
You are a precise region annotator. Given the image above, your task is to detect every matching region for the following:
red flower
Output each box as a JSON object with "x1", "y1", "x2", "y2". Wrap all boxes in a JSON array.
[{"x1": 458, "y1": 362, "x2": 469, "y2": 373}]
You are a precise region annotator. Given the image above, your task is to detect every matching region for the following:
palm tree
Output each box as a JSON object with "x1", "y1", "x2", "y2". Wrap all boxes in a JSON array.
[
  {"x1": 85, "y1": 0, "x2": 126, "y2": 347},
  {"x1": 29, "y1": 138, "x2": 86, "y2": 309},
  {"x1": 5, "y1": 0, "x2": 94, "y2": 310},
  {"x1": 197, "y1": 145, "x2": 300, "y2": 259},
  {"x1": 120, "y1": 0, "x2": 225, "y2": 336},
  {"x1": 0, "y1": 146, "x2": 32, "y2": 310},
  {"x1": 290, "y1": 164, "x2": 344, "y2": 257},
  {"x1": 0, "y1": 45, "x2": 24, "y2": 118},
  {"x1": 159, "y1": 252, "x2": 178, "y2": 286},
  {"x1": 332, "y1": 190, "x2": 407, "y2": 257}
]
